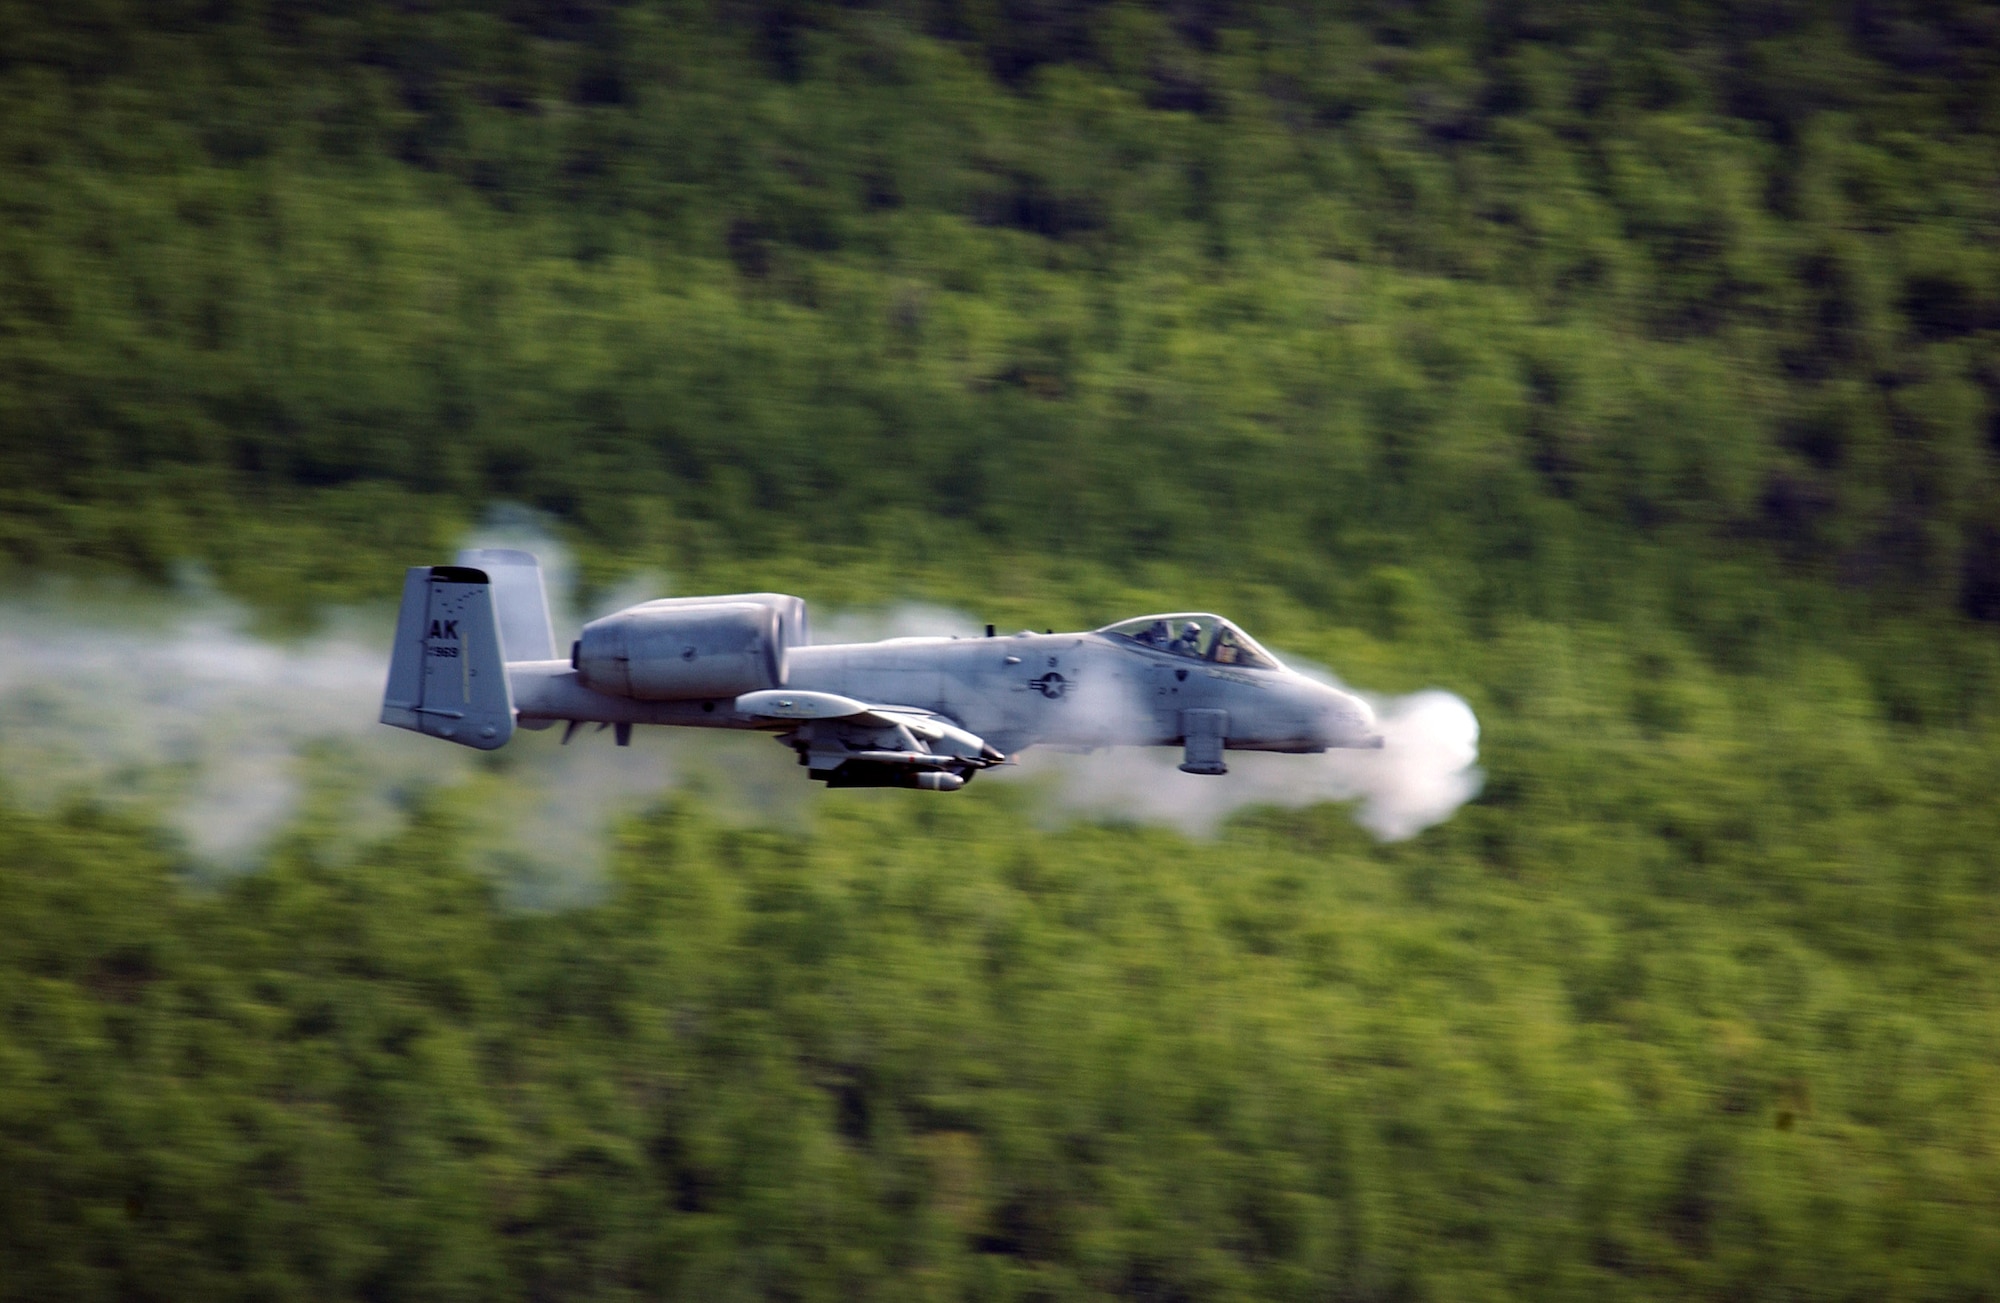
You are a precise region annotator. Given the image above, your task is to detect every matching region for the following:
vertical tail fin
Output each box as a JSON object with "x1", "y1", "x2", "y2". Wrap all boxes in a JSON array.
[
  {"x1": 381, "y1": 566, "x2": 516, "y2": 750},
  {"x1": 455, "y1": 547, "x2": 557, "y2": 663}
]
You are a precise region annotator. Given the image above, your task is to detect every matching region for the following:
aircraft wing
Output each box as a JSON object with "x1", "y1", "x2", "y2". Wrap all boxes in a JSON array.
[
  {"x1": 734, "y1": 689, "x2": 1005, "y2": 788},
  {"x1": 734, "y1": 690, "x2": 986, "y2": 737}
]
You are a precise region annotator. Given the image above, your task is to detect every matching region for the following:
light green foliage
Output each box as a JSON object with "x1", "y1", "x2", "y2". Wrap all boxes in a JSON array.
[{"x1": 2, "y1": 2, "x2": 2000, "y2": 1296}]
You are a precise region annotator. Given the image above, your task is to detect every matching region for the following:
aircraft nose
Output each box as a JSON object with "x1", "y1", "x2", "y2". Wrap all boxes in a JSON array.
[{"x1": 1316, "y1": 683, "x2": 1382, "y2": 750}]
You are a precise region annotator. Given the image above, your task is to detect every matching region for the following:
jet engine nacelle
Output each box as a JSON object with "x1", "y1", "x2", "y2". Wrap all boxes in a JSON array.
[{"x1": 574, "y1": 599, "x2": 792, "y2": 700}]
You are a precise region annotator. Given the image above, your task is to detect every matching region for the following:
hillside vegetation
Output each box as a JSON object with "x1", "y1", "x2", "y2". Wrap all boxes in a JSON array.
[
  {"x1": 6, "y1": 746, "x2": 1999, "y2": 1301},
  {"x1": 2, "y1": 2, "x2": 2000, "y2": 1299},
  {"x1": 4, "y1": 2, "x2": 1998, "y2": 629}
]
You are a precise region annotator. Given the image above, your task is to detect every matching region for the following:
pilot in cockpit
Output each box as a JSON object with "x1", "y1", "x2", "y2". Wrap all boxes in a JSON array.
[{"x1": 1171, "y1": 621, "x2": 1204, "y2": 656}]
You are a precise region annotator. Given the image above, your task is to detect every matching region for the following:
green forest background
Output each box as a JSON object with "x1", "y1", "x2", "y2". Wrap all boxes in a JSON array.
[{"x1": 3, "y1": 1, "x2": 2000, "y2": 1297}]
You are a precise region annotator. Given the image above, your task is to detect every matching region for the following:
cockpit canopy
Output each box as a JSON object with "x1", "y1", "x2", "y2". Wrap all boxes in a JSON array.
[{"x1": 1097, "y1": 614, "x2": 1283, "y2": 670}]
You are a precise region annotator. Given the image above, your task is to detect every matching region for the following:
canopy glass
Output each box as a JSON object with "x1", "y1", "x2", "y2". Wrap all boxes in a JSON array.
[{"x1": 1096, "y1": 614, "x2": 1282, "y2": 670}]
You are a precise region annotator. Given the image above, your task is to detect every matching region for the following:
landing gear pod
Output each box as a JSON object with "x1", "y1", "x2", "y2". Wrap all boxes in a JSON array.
[{"x1": 1179, "y1": 708, "x2": 1229, "y2": 775}]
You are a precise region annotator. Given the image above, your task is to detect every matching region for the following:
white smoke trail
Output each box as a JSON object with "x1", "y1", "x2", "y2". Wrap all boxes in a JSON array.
[
  {"x1": 0, "y1": 582, "x2": 698, "y2": 890},
  {"x1": 0, "y1": 501, "x2": 833, "y2": 892},
  {"x1": 0, "y1": 586, "x2": 404, "y2": 863}
]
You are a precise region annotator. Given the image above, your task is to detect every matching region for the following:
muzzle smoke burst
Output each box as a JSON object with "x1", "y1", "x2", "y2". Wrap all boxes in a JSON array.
[
  {"x1": 1337, "y1": 690, "x2": 1484, "y2": 839},
  {"x1": 1009, "y1": 686, "x2": 1482, "y2": 840}
]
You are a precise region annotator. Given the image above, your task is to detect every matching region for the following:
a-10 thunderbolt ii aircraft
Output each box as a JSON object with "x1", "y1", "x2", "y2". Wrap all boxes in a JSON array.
[{"x1": 382, "y1": 549, "x2": 1383, "y2": 790}]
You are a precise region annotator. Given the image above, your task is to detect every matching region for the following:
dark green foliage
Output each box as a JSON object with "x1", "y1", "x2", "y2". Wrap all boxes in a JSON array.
[
  {"x1": 0, "y1": 0, "x2": 1995, "y2": 632},
  {"x1": 3, "y1": 679, "x2": 1998, "y2": 1302}
]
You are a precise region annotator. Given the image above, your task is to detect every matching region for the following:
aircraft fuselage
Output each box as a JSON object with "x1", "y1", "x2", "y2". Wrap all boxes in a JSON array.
[{"x1": 507, "y1": 631, "x2": 1377, "y2": 758}]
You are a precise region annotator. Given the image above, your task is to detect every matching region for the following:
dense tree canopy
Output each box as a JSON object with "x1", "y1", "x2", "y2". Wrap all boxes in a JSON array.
[
  {"x1": 1, "y1": 3, "x2": 1998, "y2": 1299},
  {"x1": 1, "y1": 1, "x2": 1996, "y2": 627},
  {"x1": 5, "y1": 742, "x2": 1998, "y2": 1301}
]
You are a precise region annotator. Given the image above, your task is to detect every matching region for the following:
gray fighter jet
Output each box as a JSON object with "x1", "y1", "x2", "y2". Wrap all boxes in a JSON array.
[{"x1": 382, "y1": 549, "x2": 1382, "y2": 790}]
